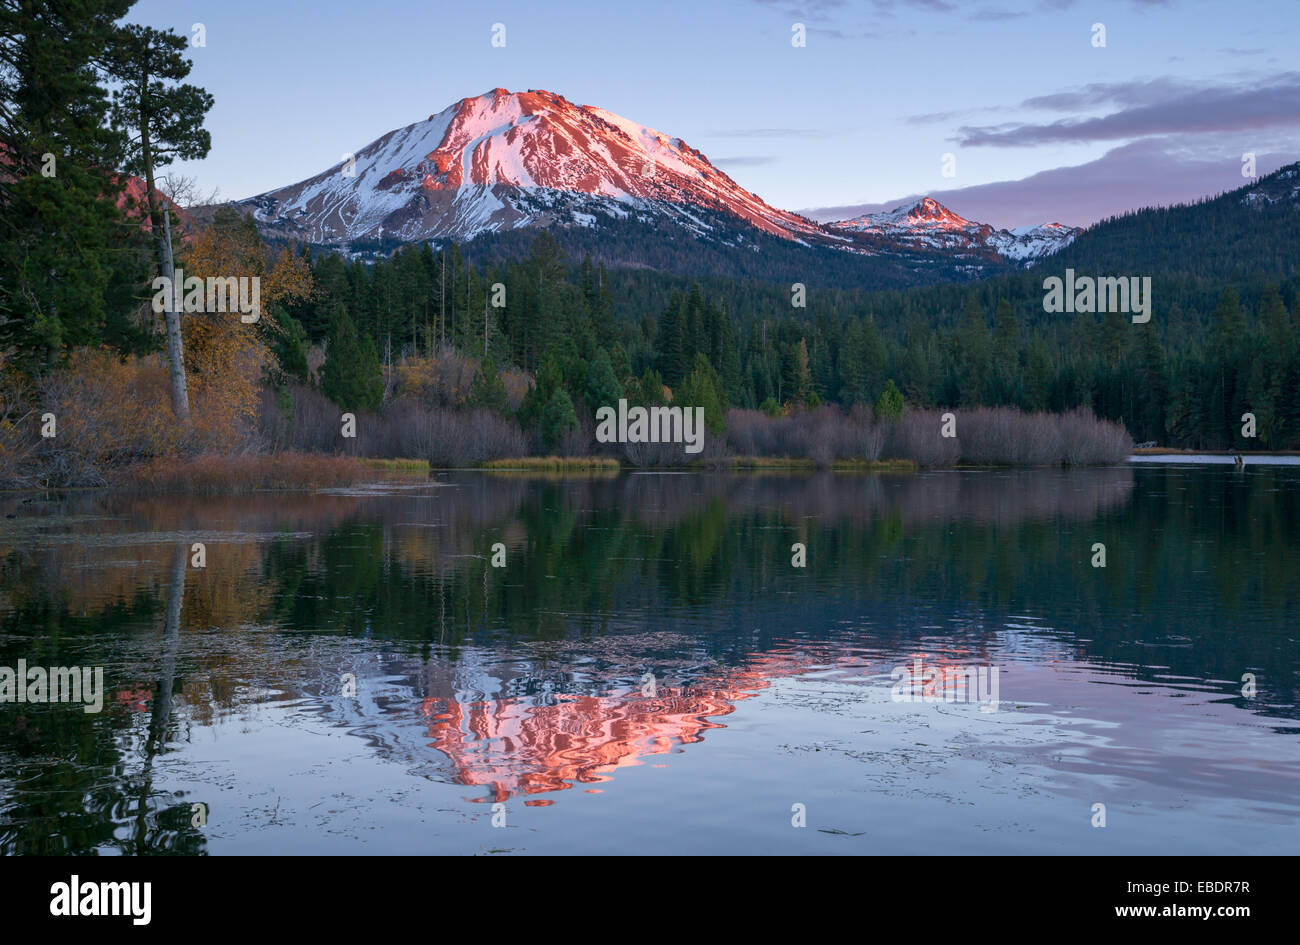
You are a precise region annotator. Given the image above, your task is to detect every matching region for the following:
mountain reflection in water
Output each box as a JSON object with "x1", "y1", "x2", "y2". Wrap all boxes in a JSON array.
[{"x1": 2, "y1": 466, "x2": 1298, "y2": 854}]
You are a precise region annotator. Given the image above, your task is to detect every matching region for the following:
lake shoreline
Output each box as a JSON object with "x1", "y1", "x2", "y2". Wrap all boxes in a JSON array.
[
  {"x1": 1133, "y1": 447, "x2": 1300, "y2": 455},
  {"x1": 12, "y1": 449, "x2": 1300, "y2": 495},
  {"x1": 1128, "y1": 451, "x2": 1300, "y2": 465}
]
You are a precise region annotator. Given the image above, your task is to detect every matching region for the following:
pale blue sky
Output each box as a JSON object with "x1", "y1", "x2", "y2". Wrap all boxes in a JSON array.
[{"x1": 129, "y1": 0, "x2": 1300, "y2": 227}]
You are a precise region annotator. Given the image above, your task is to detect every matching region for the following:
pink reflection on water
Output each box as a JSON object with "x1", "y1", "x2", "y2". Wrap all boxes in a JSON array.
[{"x1": 419, "y1": 645, "x2": 879, "y2": 802}]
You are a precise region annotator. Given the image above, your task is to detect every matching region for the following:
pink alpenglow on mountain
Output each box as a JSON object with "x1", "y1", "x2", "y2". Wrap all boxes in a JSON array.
[
  {"x1": 828, "y1": 197, "x2": 1079, "y2": 261},
  {"x1": 243, "y1": 88, "x2": 1077, "y2": 265},
  {"x1": 244, "y1": 88, "x2": 826, "y2": 246}
]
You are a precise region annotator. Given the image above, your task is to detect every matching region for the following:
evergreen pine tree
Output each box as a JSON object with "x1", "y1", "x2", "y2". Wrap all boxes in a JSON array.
[
  {"x1": 790, "y1": 338, "x2": 813, "y2": 406},
  {"x1": 956, "y1": 294, "x2": 992, "y2": 406},
  {"x1": 321, "y1": 303, "x2": 383, "y2": 411},
  {"x1": 633, "y1": 368, "x2": 668, "y2": 407},
  {"x1": 584, "y1": 348, "x2": 624, "y2": 411},
  {"x1": 269, "y1": 309, "x2": 311, "y2": 384},
  {"x1": 0, "y1": 0, "x2": 149, "y2": 367},
  {"x1": 677, "y1": 353, "x2": 726, "y2": 434},
  {"x1": 657, "y1": 293, "x2": 688, "y2": 387},
  {"x1": 468, "y1": 357, "x2": 511, "y2": 415},
  {"x1": 875, "y1": 379, "x2": 904, "y2": 420},
  {"x1": 540, "y1": 388, "x2": 578, "y2": 451}
]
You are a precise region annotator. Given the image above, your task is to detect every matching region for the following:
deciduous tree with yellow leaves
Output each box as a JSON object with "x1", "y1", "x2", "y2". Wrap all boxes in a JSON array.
[{"x1": 178, "y1": 207, "x2": 312, "y2": 448}]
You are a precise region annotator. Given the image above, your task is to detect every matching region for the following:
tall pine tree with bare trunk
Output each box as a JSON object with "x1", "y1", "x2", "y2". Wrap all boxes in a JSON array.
[{"x1": 105, "y1": 24, "x2": 212, "y2": 422}]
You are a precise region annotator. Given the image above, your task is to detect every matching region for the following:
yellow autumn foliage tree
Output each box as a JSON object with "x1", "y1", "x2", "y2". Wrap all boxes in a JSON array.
[{"x1": 178, "y1": 208, "x2": 312, "y2": 449}]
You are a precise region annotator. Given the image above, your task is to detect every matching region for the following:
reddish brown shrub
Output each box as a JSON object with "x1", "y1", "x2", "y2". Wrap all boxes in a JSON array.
[{"x1": 116, "y1": 452, "x2": 366, "y2": 493}]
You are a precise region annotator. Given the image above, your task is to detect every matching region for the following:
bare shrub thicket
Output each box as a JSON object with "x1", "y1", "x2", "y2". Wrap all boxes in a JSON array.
[
  {"x1": 957, "y1": 408, "x2": 1064, "y2": 465},
  {"x1": 727, "y1": 406, "x2": 883, "y2": 466},
  {"x1": 379, "y1": 404, "x2": 528, "y2": 467},
  {"x1": 1056, "y1": 407, "x2": 1133, "y2": 465},
  {"x1": 558, "y1": 419, "x2": 593, "y2": 459},
  {"x1": 257, "y1": 383, "x2": 528, "y2": 467},
  {"x1": 622, "y1": 439, "x2": 682, "y2": 467},
  {"x1": 622, "y1": 430, "x2": 730, "y2": 467},
  {"x1": 883, "y1": 409, "x2": 964, "y2": 467},
  {"x1": 726, "y1": 405, "x2": 873, "y2": 465},
  {"x1": 0, "y1": 369, "x2": 37, "y2": 487},
  {"x1": 724, "y1": 404, "x2": 1129, "y2": 467}
]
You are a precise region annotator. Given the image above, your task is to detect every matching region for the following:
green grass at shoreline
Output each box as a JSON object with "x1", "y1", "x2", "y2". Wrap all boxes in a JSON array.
[
  {"x1": 360, "y1": 457, "x2": 430, "y2": 475},
  {"x1": 476, "y1": 456, "x2": 621, "y2": 472}
]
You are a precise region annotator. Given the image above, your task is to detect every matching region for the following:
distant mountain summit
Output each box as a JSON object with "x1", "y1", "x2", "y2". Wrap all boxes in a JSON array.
[
  {"x1": 238, "y1": 88, "x2": 1078, "y2": 281},
  {"x1": 827, "y1": 197, "x2": 1079, "y2": 261},
  {"x1": 1240, "y1": 162, "x2": 1300, "y2": 209}
]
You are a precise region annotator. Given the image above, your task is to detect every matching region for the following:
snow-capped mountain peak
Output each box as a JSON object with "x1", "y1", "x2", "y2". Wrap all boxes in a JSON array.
[
  {"x1": 239, "y1": 88, "x2": 1078, "y2": 267},
  {"x1": 242, "y1": 87, "x2": 823, "y2": 246},
  {"x1": 863, "y1": 197, "x2": 976, "y2": 229},
  {"x1": 827, "y1": 197, "x2": 1078, "y2": 261}
]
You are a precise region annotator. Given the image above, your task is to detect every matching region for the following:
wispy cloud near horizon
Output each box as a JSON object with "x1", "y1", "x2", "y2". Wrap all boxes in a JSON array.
[{"x1": 957, "y1": 74, "x2": 1300, "y2": 147}]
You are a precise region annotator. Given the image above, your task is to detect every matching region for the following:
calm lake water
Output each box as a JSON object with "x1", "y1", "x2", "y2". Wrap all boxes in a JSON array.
[{"x1": 1, "y1": 465, "x2": 1297, "y2": 855}]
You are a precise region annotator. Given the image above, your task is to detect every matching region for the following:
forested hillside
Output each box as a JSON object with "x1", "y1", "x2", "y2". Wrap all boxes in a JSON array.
[
  {"x1": 278, "y1": 175, "x2": 1300, "y2": 451},
  {"x1": 1049, "y1": 164, "x2": 1300, "y2": 282}
]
